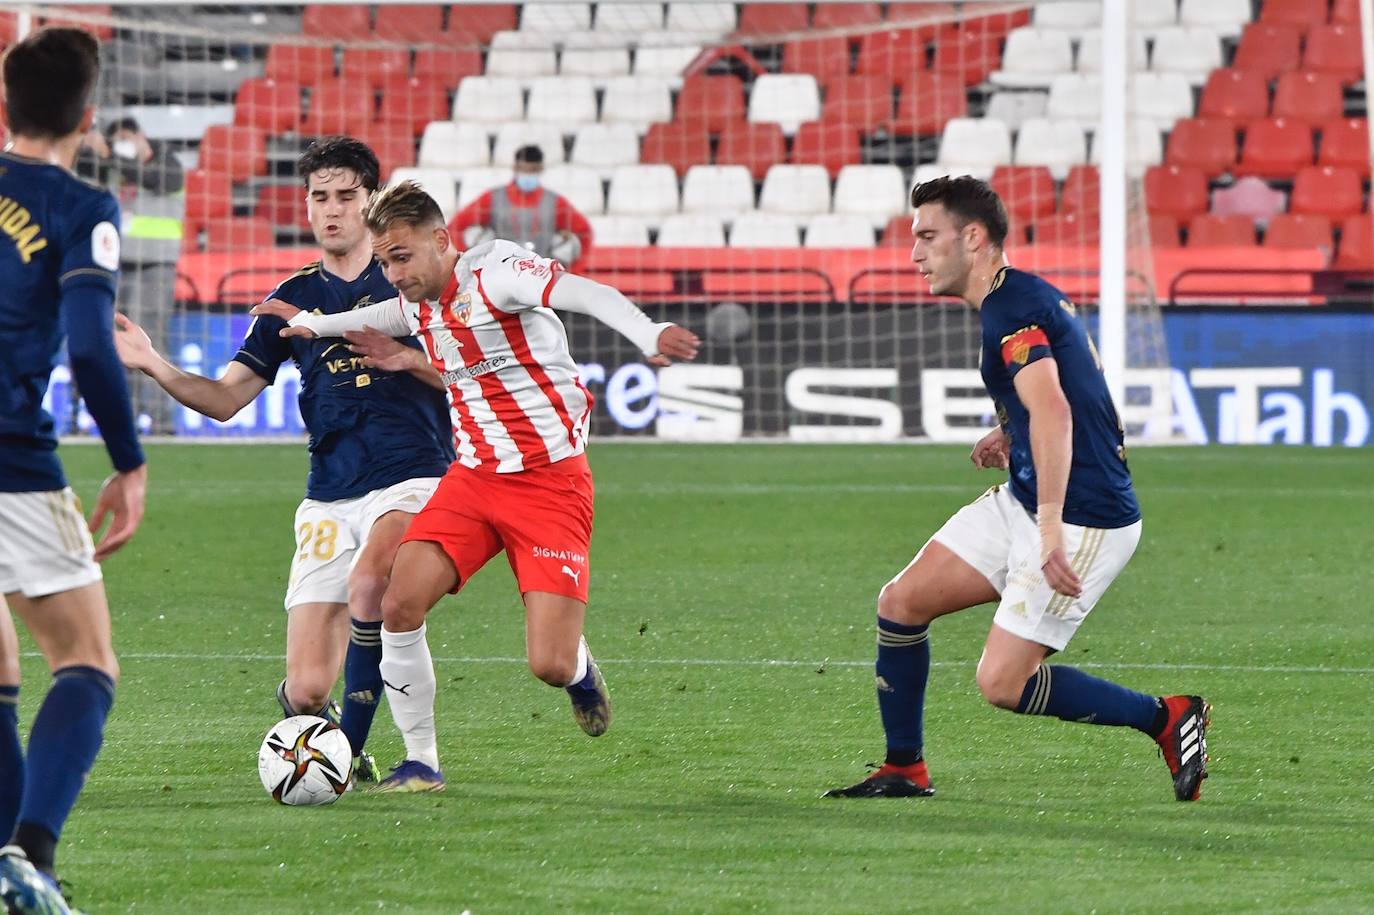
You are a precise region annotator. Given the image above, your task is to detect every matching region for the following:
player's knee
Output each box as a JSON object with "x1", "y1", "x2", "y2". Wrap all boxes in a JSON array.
[
  {"x1": 974, "y1": 663, "x2": 1026, "y2": 711},
  {"x1": 877, "y1": 581, "x2": 926, "y2": 626},
  {"x1": 285, "y1": 677, "x2": 332, "y2": 715},
  {"x1": 347, "y1": 568, "x2": 388, "y2": 621},
  {"x1": 380, "y1": 587, "x2": 426, "y2": 632},
  {"x1": 528, "y1": 653, "x2": 576, "y2": 688}
]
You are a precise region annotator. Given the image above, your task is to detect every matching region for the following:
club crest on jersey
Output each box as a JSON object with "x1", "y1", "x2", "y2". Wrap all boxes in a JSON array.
[{"x1": 450, "y1": 291, "x2": 474, "y2": 326}]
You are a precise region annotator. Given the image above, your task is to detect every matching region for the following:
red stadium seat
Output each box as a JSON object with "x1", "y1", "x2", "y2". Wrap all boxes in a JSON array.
[
  {"x1": 1264, "y1": 213, "x2": 1333, "y2": 254},
  {"x1": 890, "y1": 73, "x2": 967, "y2": 136},
  {"x1": 0, "y1": 11, "x2": 15, "y2": 45},
  {"x1": 737, "y1": 3, "x2": 810, "y2": 37},
  {"x1": 1335, "y1": 214, "x2": 1374, "y2": 269},
  {"x1": 822, "y1": 75, "x2": 894, "y2": 135},
  {"x1": 880, "y1": 214, "x2": 913, "y2": 247},
  {"x1": 990, "y1": 165, "x2": 1056, "y2": 221},
  {"x1": 1259, "y1": 0, "x2": 1328, "y2": 32},
  {"x1": 1303, "y1": 25, "x2": 1363, "y2": 84},
  {"x1": 376, "y1": 76, "x2": 452, "y2": 137},
  {"x1": 1232, "y1": 24, "x2": 1302, "y2": 80},
  {"x1": 1197, "y1": 69, "x2": 1270, "y2": 129},
  {"x1": 1144, "y1": 164, "x2": 1209, "y2": 219},
  {"x1": 1237, "y1": 118, "x2": 1314, "y2": 178},
  {"x1": 301, "y1": 4, "x2": 371, "y2": 39},
  {"x1": 641, "y1": 121, "x2": 713, "y2": 175},
  {"x1": 341, "y1": 49, "x2": 412, "y2": 90},
  {"x1": 715, "y1": 122, "x2": 787, "y2": 181},
  {"x1": 233, "y1": 78, "x2": 303, "y2": 135},
  {"x1": 39, "y1": 5, "x2": 114, "y2": 42},
  {"x1": 1331, "y1": 0, "x2": 1360, "y2": 25},
  {"x1": 1150, "y1": 213, "x2": 1182, "y2": 247},
  {"x1": 1060, "y1": 166, "x2": 1101, "y2": 215},
  {"x1": 1187, "y1": 214, "x2": 1257, "y2": 247},
  {"x1": 1272, "y1": 72, "x2": 1345, "y2": 127},
  {"x1": 886, "y1": 3, "x2": 958, "y2": 41},
  {"x1": 352, "y1": 128, "x2": 417, "y2": 179},
  {"x1": 812, "y1": 2, "x2": 882, "y2": 29},
  {"x1": 1318, "y1": 118, "x2": 1370, "y2": 169},
  {"x1": 931, "y1": 26, "x2": 1001, "y2": 86},
  {"x1": 790, "y1": 121, "x2": 861, "y2": 178},
  {"x1": 446, "y1": 4, "x2": 518, "y2": 44},
  {"x1": 197, "y1": 125, "x2": 268, "y2": 183},
  {"x1": 254, "y1": 184, "x2": 311, "y2": 232},
  {"x1": 183, "y1": 169, "x2": 233, "y2": 223},
  {"x1": 959, "y1": 8, "x2": 1031, "y2": 39},
  {"x1": 1165, "y1": 118, "x2": 1239, "y2": 176},
  {"x1": 375, "y1": 4, "x2": 445, "y2": 42},
  {"x1": 413, "y1": 48, "x2": 484, "y2": 90},
  {"x1": 856, "y1": 29, "x2": 931, "y2": 85},
  {"x1": 205, "y1": 216, "x2": 276, "y2": 252},
  {"x1": 1290, "y1": 165, "x2": 1363, "y2": 218},
  {"x1": 302, "y1": 78, "x2": 376, "y2": 135},
  {"x1": 1033, "y1": 212, "x2": 1099, "y2": 245},
  {"x1": 677, "y1": 75, "x2": 746, "y2": 133},
  {"x1": 265, "y1": 44, "x2": 336, "y2": 88},
  {"x1": 781, "y1": 36, "x2": 854, "y2": 87}
]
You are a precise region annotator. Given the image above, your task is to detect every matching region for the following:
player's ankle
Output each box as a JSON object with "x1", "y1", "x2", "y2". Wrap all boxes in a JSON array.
[{"x1": 884, "y1": 749, "x2": 922, "y2": 768}]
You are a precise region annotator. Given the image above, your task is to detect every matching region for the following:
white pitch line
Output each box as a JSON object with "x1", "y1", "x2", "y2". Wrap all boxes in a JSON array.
[{"x1": 20, "y1": 651, "x2": 1372, "y2": 676}]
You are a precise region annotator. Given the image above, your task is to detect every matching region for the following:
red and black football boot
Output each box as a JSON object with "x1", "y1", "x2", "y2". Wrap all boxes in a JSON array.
[
  {"x1": 1155, "y1": 694, "x2": 1211, "y2": 801},
  {"x1": 824, "y1": 761, "x2": 935, "y2": 798}
]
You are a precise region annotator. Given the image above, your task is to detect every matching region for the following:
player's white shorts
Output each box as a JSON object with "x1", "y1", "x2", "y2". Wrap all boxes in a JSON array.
[
  {"x1": 284, "y1": 477, "x2": 441, "y2": 610},
  {"x1": 0, "y1": 488, "x2": 102, "y2": 598},
  {"x1": 927, "y1": 484, "x2": 1142, "y2": 651}
]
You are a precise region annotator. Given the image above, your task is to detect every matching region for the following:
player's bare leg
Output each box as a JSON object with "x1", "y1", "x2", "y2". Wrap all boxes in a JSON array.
[
  {"x1": 524, "y1": 592, "x2": 609, "y2": 736},
  {"x1": 372, "y1": 540, "x2": 455, "y2": 792},
  {"x1": 281, "y1": 601, "x2": 348, "y2": 718},
  {"x1": 826, "y1": 542, "x2": 996, "y2": 798}
]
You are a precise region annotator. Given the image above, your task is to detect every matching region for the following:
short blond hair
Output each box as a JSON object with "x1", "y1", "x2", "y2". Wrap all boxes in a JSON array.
[{"x1": 364, "y1": 180, "x2": 445, "y2": 235}]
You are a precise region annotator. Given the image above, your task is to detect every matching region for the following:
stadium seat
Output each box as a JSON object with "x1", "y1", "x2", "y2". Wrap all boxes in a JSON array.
[
  {"x1": 1088, "y1": 119, "x2": 1164, "y2": 175},
  {"x1": 601, "y1": 77, "x2": 674, "y2": 135},
  {"x1": 1076, "y1": 29, "x2": 1148, "y2": 72},
  {"x1": 666, "y1": 2, "x2": 737, "y2": 35},
  {"x1": 781, "y1": 37, "x2": 854, "y2": 88},
  {"x1": 759, "y1": 165, "x2": 832, "y2": 223},
  {"x1": 589, "y1": 215, "x2": 650, "y2": 246},
  {"x1": 1264, "y1": 214, "x2": 1333, "y2": 256},
  {"x1": 681, "y1": 165, "x2": 756, "y2": 220},
  {"x1": 737, "y1": 3, "x2": 810, "y2": 37},
  {"x1": 570, "y1": 124, "x2": 642, "y2": 178},
  {"x1": 1290, "y1": 165, "x2": 1363, "y2": 219},
  {"x1": 1059, "y1": 165, "x2": 1100, "y2": 215},
  {"x1": 339, "y1": 50, "x2": 411, "y2": 92},
  {"x1": 561, "y1": 46, "x2": 632, "y2": 81},
  {"x1": 521, "y1": 2, "x2": 591, "y2": 31},
  {"x1": 1331, "y1": 0, "x2": 1360, "y2": 26},
  {"x1": 452, "y1": 78, "x2": 526, "y2": 130},
  {"x1": 205, "y1": 216, "x2": 275, "y2": 252},
  {"x1": 656, "y1": 214, "x2": 726, "y2": 247},
  {"x1": 991, "y1": 29, "x2": 1074, "y2": 89},
  {"x1": 856, "y1": 29, "x2": 930, "y2": 83},
  {"x1": 485, "y1": 46, "x2": 558, "y2": 81},
  {"x1": 1130, "y1": 73, "x2": 1194, "y2": 131},
  {"x1": 676, "y1": 75, "x2": 746, "y2": 133},
  {"x1": 1232, "y1": 23, "x2": 1302, "y2": 81},
  {"x1": 183, "y1": 169, "x2": 233, "y2": 222},
  {"x1": 634, "y1": 33, "x2": 705, "y2": 84},
  {"x1": 822, "y1": 76, "x2": 893, "y2": 135},
  {"x1": 1013, "y1": 119, "x2": 1087, "y2": 179},
  {"x1": 936, "y1": 118, "x2": 1012, "y2": 177},
  {"x1": 374, "y1": 4, "x2": 444, "y2": 42},
  {"x1": 1150, "y1": 27, "x2": 1223, "y2": 85},
  {"x1": 233, "y1": 78, "x2": 302, "y2": 134},
  {"x1": 595, "y1": 2, "x2": 664, "y2": 32},
  {"x1": 790, "y1": 122, "x2": 862, "y2": 178},
  {"x1": 1272, "y1": 72, "x2": 1345, "y2": 128},
  {"x1": 302, "y1": 78, "x2": 376, "y2": 135},
  {"x1": 197, "y1": 125, "x2": 267, "y2": 183},
  {"x1": 1033, "y1": 211, "x2": 1099, "y2": 245},
  {"x1": 891, "y1": 73, "x2": 968, "y2": 136},
  {"x1": 419, "y1": 121, "x2": 491, "y2": 171},
  {"x1": 1210, "y1": 176, "x2": 1288, "y2": 222},
  {"x1": 1303, "y1": 25, "x2": 1363, "y2": 85},
  {"x1": 1144, "y1": 164, "x2": 1209, "y2": 219},
  {"x1": 1033, "y1": 1, "x2": 1101, "y2": 33},
  {"x1": 886, "y1": 1, "x2": 958, "y2": 33},
  {"x1": 803, "y1": 214, "x2": 876, "y2": 249},
  {"x1": 1237, "y1": 118, "x2": 1314, "y2": 178},
  {"x1": 1197, "y1": 69, "x2": 1270, "y2": 129},
  {"x1": 446, "y1": 4, "x2": 519, "y2": 44},
  {"x1": 1259, "y1": 0, "x2": 1327, "y2": 33},
  {"x1": 1150, "y1": 213, "x2": 1181, "y2": 247},
  {"x1": 491, "y1": 121, "x2": 568, "y2": 165},
  {"x1": 641, "y1": 121, "x2": 712, "y2": 175},
  {"x1": 833, "y1": 164, "x2": 907, "y2": 227},
  {"x1": 729, "y1": 212, "x2": 801, "y2": 248},
  {"x1": 413, "y1": 49, "x2": 484, "y2": 90},
  {"x1": 1046, "y1": 74, "x2": 1100, "y2": 130},
  {"x1": 541, "y1": 164, "x2": 606, "y2": 215},
  {"x1": 748, "y1": 74, "x2": 821, "y2": 135},
  {"x1": 1131, "y1": 0, "x2": 1179, "y2": 31},
  {"x1": 1318, "y1": 118, "x2": 1370, "y2": 170},
  {"x1": 390, "y1": 166, "x2": 459, "y2": 216},
  {"x1": 932, "y1": 26, "x2": 1003, "y2": 86},
  {"x1": 1178, "y1": 0, "x2": 1251, "y2": 39},
  {"x1": 984, "y1": 92, "x2": 1048, "y2": 131},
  {"x1": 254, "y1": 185, "x2": 311, "y2": 232},
  {"x1": 453, "y1": 166, "x2": 510, "y2": 211},
  {"x1": 991, "y1": 165, "x2": 1057, "y2": 221},
  {"x1": 1165, "y1": 118, "x2": 1238, "y2": 176},
  {"x1": 377, "y1": 77, "x2": 453, "y2": 138},
  {"x1": 265, "y1": 44, "x2": 335, "y2": 87},
  {"x1": 526, "y1": 77, "x2": 599, "y2": 131},
  {"x1": 1335, "y1": 214, "x2": 1374, "y2": 269},
  {"x1": 353, "y1": 128, "x2": 417, "y2": 179},
  {"x1": 880, "y1": 214, "x2": 914, "y2": 247},
  {"x1": 716, "y1": 122, "x2": 787, "y2": 181},
  {"x1": 812, "y1": 2, "x2": 881, "y2": 29},
  {"x1": 606, "y1": 164, "x2": 680, "y2": 225},
  {"x1": 301, "y1": 4, "x2": 371, "y2": 39},
  {"x1": 1187, "y1": 213, "x2": 1256, "y2": 247}
]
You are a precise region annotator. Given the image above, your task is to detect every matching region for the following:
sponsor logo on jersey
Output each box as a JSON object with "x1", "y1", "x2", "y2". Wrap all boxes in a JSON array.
[{"x1": 440, "y1": 354, "x2": 509, "y2": 386}]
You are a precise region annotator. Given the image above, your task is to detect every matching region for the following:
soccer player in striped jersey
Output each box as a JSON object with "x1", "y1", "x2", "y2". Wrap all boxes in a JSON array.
[
  {"x1": 0, "y1": 28, "x2": 146, "y2": 914},
  {"x1": 253, "y1": 181, "x2": 699, "y2": 792},
  {"x1": 826, "y1": 177, "x2": 1210, "y2": 802}
]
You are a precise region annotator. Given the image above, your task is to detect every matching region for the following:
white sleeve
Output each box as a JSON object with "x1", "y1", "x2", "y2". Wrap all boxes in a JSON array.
[
  {"x1": 466, "y1": 240, "x2": 565, "y2": 313},
  {"x1": 287, "y1": 298, "x2": 415, "y2": 338},
  {"x1": 546, "y1": 272, "x2": 670, "y2": 357}
]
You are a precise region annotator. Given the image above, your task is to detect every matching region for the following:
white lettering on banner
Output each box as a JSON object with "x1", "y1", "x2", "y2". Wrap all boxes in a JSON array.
[
  {"x1": 1257, "y1": 391, "x2": 1305, "y2": 444},
  {"x1": 785, "y1": 368, "x2": 902, "y2": 442},
  {"x1": 1312, "y1": 369, "x2": 1370, "y2": 446},
  {"x1": 656, "y1": 364, "x2": 744, "y2": 442},
  {"x1": 920, "y1": 369, "x2": 995, "y2": 444},
  {"x1": 605, "y1": 363, "x2": 657, "y2": 430},
  {"x1": 1192, "y1": 368, "x2": 1303, "y2": 444}
]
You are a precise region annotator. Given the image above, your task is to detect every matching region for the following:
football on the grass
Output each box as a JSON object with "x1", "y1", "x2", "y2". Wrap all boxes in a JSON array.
[{"x1": 257, "y1": 715, "x2": 351, "y2": 805}]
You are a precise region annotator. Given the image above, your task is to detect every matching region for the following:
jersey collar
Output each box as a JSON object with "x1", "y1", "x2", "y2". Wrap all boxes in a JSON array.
[{"x1": 437, "y1": 271, "x2": 461, "y2": 308}]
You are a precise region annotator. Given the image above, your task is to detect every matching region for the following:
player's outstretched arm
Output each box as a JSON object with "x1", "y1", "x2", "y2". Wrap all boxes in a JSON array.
[
  {"x1": 115, "y1": 313, "x2": 268, "y2": 422},
  {"x1": 252, "y1": 297, "x2": 412, "y2": 339},
  {"x1": 344, "y1": 328, "x2": 446, "y2": 392},
  {"x1": 1012, "y1": 358, "x2": 1082, "y2": 598},
  {"x1": 546, "y1": 273, "x2": 700, "y2": 365}
]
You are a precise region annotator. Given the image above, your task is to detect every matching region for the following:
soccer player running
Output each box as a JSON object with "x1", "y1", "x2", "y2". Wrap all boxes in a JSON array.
[
  {"x1": 0, "y1": 28, "x2": 148, "y2": 914},
  {"x1": 114, "y1": 138, "x2": 454, "y2": 786},
  {"x1": 253, "y1": 181, "x2": 700, "y2": 792},
  {"x1": 826, "y1": 177, "x2": 1209, "y2": 802}
]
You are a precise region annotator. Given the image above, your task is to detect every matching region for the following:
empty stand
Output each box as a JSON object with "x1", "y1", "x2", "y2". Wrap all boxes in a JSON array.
[
  {"x1": 681, "y1": 166, "x2": 757, "y2": 220},
  {"x1": 833, "y1": 164, "x2": 906, "y2": 227}
]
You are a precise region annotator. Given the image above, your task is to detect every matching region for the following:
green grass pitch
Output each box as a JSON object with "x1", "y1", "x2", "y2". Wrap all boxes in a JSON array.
[{"x1": 16, "y1": 442, "x2": 1373, "y2": 913}]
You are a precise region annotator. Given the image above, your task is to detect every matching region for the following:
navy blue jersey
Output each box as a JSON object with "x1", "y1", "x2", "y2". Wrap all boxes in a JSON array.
[
  {"x1": 0, "y1": 151, "x2": 143, "y2": 492},
  {"x1": 979, "y1": 267, "x2": 1140, "y2": 528},
  {"x1": 234, "y1": 260, "x2": 453, "y2": 501}
]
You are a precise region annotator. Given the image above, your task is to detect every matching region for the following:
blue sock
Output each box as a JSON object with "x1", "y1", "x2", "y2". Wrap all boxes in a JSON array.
[
  {"x1": 0, "y1": 685, "x2": 22, "y2": 841},
  {"x1": 876, "y1": 616, "x2": 930, "y2": 765},
  {"x1": 16, "y1": 666, "x2": 114, "y2": 859},
  {"x1": 339, "y1": 620, "x2": 383, "y2": 757},
  {"x1": 1015, "y1": 664, "x2": 1160, "y2": 732}
]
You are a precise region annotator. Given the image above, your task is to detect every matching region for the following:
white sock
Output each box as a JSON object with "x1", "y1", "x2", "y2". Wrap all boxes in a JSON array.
[
  {"x1": 568, "y1": 637, "x2": 589, "y2": 687},
  {"x1": 380, "y1": 624, "x2": 440, "y2": 771}
]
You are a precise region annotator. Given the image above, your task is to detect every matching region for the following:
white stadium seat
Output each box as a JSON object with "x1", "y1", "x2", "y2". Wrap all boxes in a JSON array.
[
  {"x1": 1150, "y1": 27, "x2": 1223, "y2": 86},
  {"x1": 418, "y1": 121, "x2": 491, "y2": 171},
  {"x1": 488, "y1": 29, "x2": 550, "y2": 49},
  {"x1": 1032, "y1": 1, "x2": 1102, "y2": 33},
  {"x1": 560, "y1": 46, "x2": 632, "y2": 81},
  {"x1": 984, "y1": 91, "x2": 1049, "y2": 130},
  {"x1": 1130, "y1": 72, "x2": 1194, "y2": 132},
  {"x1": 910, "y1": 163, "x2": 967, "y2": 186},
  {"x1": 570, "y1": 123, "x2": 641, "y2": 178},
  {"x1": 729, "y1": 212, "x2": 800, "y2": 248},
  {"x1": 520, "y1": 2, "x2": 591, "y2": 32},
  {"x1": 656, "y1": 213, "x2": 726, "y2": 247},
  {"x1": 1132, "y1": 0, "x2": 1179, "y2": 31},
  {"x1": 525, "y1": 76, "x2": 598, "y2": 130},
  {"x1": 595, "y1": 2, "x2": 665, "y2": 32},
  {"x1": 452, "y1": 77, "x2": 525, "y2": 130},
  {"x1": 991, "y1": 28, "x2": 1074, "y2": 89},
  {"x1": 454, "y1": 166, "x2": 512, "y2": 211},
  {"x1": 804, "y1": 214, "x2": 876, "y2": 248},
  {"x1": 666, "y1": 2, "x2": 736, "y2": 35},
  {"x1": 541, "y1": 164, "x2": 606, "y2": 215},
  {"x1": 485, "y1": 46, "x2": 558, "y2": 81},
  {"x1": 1089, "y1": 119, "x2": 1163, "y2": 176},
  {"x1": 600, "y1": 77, "x2": 673, "y2": 134},
  {"x1": 634, "y1": 32, "x2": 703, "y2": 84},
  {"x1": 605, "y1": 163, "x2": 680, "y2": 225},
  {"x1": 936, "y1": 118, "x2": 1012, "y2": 177},
  {"x1": 747, "y1": 74, "x2": 821, "y2": 136},
  {"x1": 833, "y1": 164, "x2": 907, "y2": 227},
  {"x1": 1076, "y1": 30, "x2": 1149, "y2": 72},
  {"x1": 390, "y1": 167, "x2": 458, "y2": 218},
  {"x1": 680, "y1": 165, "x2": 755, "y2": 220},
  {"x1": 1178, "y1": 0, "x2": 1251, "y2": 39},
  {"x1": 589, "y1": 215, "x2": 650, "y2": 246},
  {"x1": 1046, "y1": 74, "x2": 1101, "y2": 129},
  {"x1": 492, "y1": 121, "x2": 568, "y2": 167},
  {"x1": 1013, "y1": 118, "x2": 1087, "y2": 179},
  {"x1": 759, "y1": 165, "x2": 832, "y2": 222}
]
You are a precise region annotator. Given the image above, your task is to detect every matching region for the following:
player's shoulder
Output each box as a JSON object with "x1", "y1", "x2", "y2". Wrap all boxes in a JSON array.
[
  {"x1": 983, "y1": 267, "x2": 1066, "y2": 319},
  {"x1": 271, "y1": 261, "x2": 325, "y2": 296},
  {"x1": 461, "y1": 238, "x2": 528, "y2": 270}
]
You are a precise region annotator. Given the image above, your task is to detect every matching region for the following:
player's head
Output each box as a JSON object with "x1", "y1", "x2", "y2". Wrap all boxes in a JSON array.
[
  {"x1": 3, "y1": 28, "x2": 101, "y2": 144},
  {"x1": 513, "y1": 144, "x2": 544, "y2": 192},
  {"x1": 364, "y1": 180, "x2": 454, "y2": 302},
  {"x1": 298, "y1": 136, "x2": 380, "y2": 257},
  {"x1": 909, "y1": 176, "x2": 1009, "y2": 297}
]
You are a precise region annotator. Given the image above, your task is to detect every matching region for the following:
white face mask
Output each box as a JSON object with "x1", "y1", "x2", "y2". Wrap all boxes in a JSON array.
[{"x1": 111, "y1": 139, "x2": 138, "y2": 160}]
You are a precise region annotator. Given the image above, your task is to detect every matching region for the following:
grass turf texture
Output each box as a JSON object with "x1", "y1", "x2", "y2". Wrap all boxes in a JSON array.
[{"x1": 15, "y1": 443, "x2": 1372, "y2": 913}]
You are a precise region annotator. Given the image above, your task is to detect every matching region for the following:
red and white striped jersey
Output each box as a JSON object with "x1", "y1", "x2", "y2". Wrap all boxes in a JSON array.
[{"x1": 399, "y1": 240, "x2": 592, "y2": 473}]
